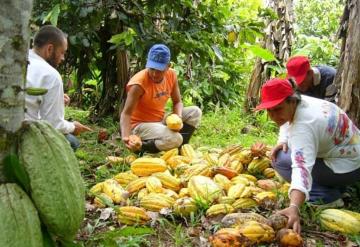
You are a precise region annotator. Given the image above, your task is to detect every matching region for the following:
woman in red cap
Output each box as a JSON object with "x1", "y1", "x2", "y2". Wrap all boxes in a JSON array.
[{"x1": 256, "y1": 78, "x2": 360, "y2": 233}]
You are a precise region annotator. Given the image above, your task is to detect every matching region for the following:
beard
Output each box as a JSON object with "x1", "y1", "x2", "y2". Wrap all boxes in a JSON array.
[{"x1": 46, "y1": 51, "x2": 58, "y2": 68}]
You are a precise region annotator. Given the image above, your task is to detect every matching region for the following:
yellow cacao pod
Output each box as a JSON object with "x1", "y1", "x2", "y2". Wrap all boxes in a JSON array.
[
  {"x1": 229, "y1": 160, "x2": 244, "y2": 174},
  {"x1": 140, "y1": 193, "x2": 175, "y2": 211},
  {"x1": 256, "y1": 179, "x2": 280, "y2": 191},
  {"x1": 235, "y1": 174, "x2": 257, "y2": 183},
  {"x1": 131, "y1": 158, "x2": 167, "y2": 176},
  {"x1": 213, "y1": 174, "x2": 232, "y2": 191},
  {"x1": 234, "y1": 149, "x2": 253, "y2": 165},
  {"x1": 263, "y1": 168, "x2": 276, "y2": 178},
  {"x1": 218, "y1": 196, "x2": 236, "y2": 205},
  {"x1": 178, "y1": 188, "x2": 190, "y2": 198},
  {"x1": 180, "y1": 144, "x2": 197, "y2": 160},
  {"x1": 105, "y1": 156, "x2": 124, "y2": 165},
  {"x1": 153, "y1": 171, "x2": 182, "y2": 192},
  {"x1": 161, "y1": 148, "x2": 179, "y2": 162},
  {"x1": 219, "y1": 144, "x2": 242, "y2": 157},
  {"x1": 232, "y1": 198, "x2": 257, "y2": 210},
  {"x1": 137, "y1": 188, "x2": 149, "y2": 200},
  {"x1": 102, "y1": 179, "x2": 127, "y2": 204},
  {"x1": 319, "y1": 209, "x2": 360, "y2": 234},
  {"x1": 116, "y1": 206, "x2": 150, "y2": 225},
  {"x1": 173, "y1": 197, "x2": 197, "y2": 217},
  {"x1": 247, "y1": 157, "x2": 270, "y2": 174},
  {"x1": 146, "y1": 176, "x2": 163, "y2": 193},
  {"x1": 89, "y1": 182, "x2": 104, "y2": 195},
  {"x1": 188, "y1": 176, "x2": 221, "y2": 204},
  {"x1": 238, "y1": 221, "x2": 275, "y2": 244},
  {"x1": 113, "y1": 172, "x2": 139, "y2": 187},
  {"x1": 167, "y1": 155, "x2": 191, "y2": 169},
  {"x1": 181, "y1": 164, "x2": 213, "y2": 182},
  {"x1": 206, "y1": 204, "x2": 234, "y2": 217},
  {"x1": 163, "y1": 189, "x2": 179, "y2": 200},
  {"x1": 126, "y1": 177, "x2": 148, "y2": 194},
  {"x1": 227, "y1": 183, "x2": 246, "y2": 199},
  {"x1": 203, "y1": 152, "x2": 219, "y2": 166},
  {"x1": 166, "y1": 114, "x2": 183, "y2": 131}
]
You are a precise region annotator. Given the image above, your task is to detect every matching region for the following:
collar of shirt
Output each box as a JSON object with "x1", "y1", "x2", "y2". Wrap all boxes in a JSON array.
[{"x1": 312, "y1": 67, "x2": 321, "y2": 86}]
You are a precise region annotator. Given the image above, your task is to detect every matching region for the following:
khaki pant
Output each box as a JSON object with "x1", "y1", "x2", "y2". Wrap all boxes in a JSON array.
[{"x1": 132, "y1": 106, "x2": 202, "y2": 151}]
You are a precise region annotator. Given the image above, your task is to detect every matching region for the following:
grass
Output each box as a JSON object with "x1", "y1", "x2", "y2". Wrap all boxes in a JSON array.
[{"x1": 65, "y1": 106, "x2": 360, "y2": 246}]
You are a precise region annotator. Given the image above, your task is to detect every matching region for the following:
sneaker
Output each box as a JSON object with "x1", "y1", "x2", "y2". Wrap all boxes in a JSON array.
[{"x1": 310, "y1": 198, "x2": 344, "y2": 210}]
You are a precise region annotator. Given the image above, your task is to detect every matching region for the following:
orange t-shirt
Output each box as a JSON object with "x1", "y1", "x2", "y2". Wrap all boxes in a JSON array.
[{"x1": 127, "y1": 68, "x2": 177, "y2": 128}]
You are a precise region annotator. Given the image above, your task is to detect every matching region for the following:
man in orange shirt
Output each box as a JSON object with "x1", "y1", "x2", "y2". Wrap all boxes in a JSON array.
[{"x1": 120, "y1": 44, "x2": 202, "y2": 153}]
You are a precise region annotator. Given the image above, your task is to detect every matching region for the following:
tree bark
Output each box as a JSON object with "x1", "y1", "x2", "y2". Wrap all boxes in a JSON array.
[
  {"x1": 245, "y1": 0, "x2": 294, "y2": 111},
  {"x1": 335, "y1": 0, "x2": 360, "y2": 126},
  {"x1": 90, "y1": 20, "x2": 129, "y2": 122},
  {"x1": 0, "y1": 0, "x2": 33, "y2": 181}
]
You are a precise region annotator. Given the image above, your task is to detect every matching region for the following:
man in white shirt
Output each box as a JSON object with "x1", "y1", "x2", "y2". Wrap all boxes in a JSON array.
[{"x1": 26, "y1": 25, "x2": 91, "y2": 150}]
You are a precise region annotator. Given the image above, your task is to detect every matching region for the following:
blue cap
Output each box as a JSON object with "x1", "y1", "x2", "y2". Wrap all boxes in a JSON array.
[{"x1": 145, "y1": 44, "x2": 171, "y2": 71}]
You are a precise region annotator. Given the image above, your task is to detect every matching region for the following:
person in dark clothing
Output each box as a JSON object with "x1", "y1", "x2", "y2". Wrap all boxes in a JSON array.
[{"x1": 286, "y1": 56, "x2": 337, "y2": 103}]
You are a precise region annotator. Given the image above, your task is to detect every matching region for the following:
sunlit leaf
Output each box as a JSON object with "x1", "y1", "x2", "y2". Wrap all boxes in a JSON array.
[{"x1": 43, "y1": 4, "x2": 60, "y2": 26}]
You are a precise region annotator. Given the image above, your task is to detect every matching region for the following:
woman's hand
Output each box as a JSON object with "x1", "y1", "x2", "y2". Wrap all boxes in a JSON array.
[
  {"x1": 270, "y1": 143, "x2": 288, "y2": 161},
  {"x1": 278, "y1": 205, "x2": 301, "y2": 234}
]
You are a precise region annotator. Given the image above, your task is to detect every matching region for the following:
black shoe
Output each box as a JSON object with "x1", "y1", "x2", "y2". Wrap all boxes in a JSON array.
[
  {"x1": 180, "y1": 123, "x2": 196, "y2": 145},
  {"x1": 139, "y1": 139, "x2": 160, "y2": 154}
]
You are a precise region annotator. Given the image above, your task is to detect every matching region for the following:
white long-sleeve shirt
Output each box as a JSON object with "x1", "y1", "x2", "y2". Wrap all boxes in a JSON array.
[
  {"x1": 285, "y1": 96, "x2": 360, "y2": 200},
  {"x1": 25, "y1": 49, "x2": 75, "y2": 134}
]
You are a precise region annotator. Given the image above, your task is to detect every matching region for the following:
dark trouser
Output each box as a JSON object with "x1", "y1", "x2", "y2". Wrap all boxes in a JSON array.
[
  {"x1": 65, "y1": 134, "x2": 80, "y2": 151},
  {"x1": 273, "y1": 149, "x2": 360, "y2": 203}
]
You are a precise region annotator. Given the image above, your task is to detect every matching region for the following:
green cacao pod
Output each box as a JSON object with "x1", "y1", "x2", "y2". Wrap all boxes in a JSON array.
[
  {"x1": 0, "y1": 183, "x2": 42, "y2": 247},
  {"x1": 18, "y1": 121, "x2": 85, "y2": 240}
]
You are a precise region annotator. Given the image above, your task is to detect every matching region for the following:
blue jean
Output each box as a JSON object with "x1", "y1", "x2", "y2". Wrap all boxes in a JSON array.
[
  {"x1": 273, "y1": 149, "x2": 360, "y2": 203},
  {"x1": 65, "y1": 134, "x2": 80, "y2": 151}
]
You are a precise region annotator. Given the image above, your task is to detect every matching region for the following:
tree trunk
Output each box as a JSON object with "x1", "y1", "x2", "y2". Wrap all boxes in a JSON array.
[
  {"x1": 245, "y1": 0, "x2": 294, "y2": 111},
  {"x1": 90, "y1": 20, "x2": 129, "y2": 122},
  {"x1": 0, "y1": 0, "x2": 33, "y2": 181},
  {"x1": 334, "y1": 0, "x2": 360, "y2": 126}
]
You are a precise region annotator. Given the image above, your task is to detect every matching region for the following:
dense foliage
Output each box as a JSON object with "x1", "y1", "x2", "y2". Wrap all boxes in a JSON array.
[{"x1": 31, "y1": 0, "x2": 344, "y2": 114}]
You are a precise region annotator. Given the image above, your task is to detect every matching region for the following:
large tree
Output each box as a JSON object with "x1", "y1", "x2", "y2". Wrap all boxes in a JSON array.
[
  {"x1": 245, "y1": 0, "x2": 294, "y2": 111},
  {"x1": 0, "y1": 0, "x2": 33, "y2": 182},
  {"x1": 335, "y1": 0, "x2": 360, "y2": 126}
]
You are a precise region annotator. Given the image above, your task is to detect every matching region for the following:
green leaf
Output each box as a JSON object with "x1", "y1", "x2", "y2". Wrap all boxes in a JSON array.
[
  {"x1": 3, "y1": 154, "x2": 30, "y2": 193},
  {"x1": 43, "y1": 4, "x2": 60, "y2": 26},
  {"x1": 246, "y1": 44, "x2": 276, "y2": 62}
]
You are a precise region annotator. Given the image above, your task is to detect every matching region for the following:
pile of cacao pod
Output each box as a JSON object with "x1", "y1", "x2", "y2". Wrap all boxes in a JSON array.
[{"x1": 0, "y1": 121, "x2": 85, "y2": 246}]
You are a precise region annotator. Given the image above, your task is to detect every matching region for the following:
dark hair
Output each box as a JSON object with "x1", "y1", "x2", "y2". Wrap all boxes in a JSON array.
[
  {"x1": 285, "y1": 78, "x2": 301, "y2": 104},
  {"x1": 33, "y1": 25, "x2": 67, "y2": 48}
]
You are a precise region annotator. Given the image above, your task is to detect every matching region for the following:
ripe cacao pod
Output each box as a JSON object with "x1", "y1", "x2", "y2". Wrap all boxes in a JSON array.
[
  {"x1": 276, "y1": 228, "x2": 303, "y2": 247},
  {"x1": 131, "y1": 157, "x2": 167, "y2": 176},
  {"x1": 161, "y1": 148, "x2": 179, "y2": 162},
  {"x1": 140, "y1": 193, "x2": 175, "y2": 211},
  {"x1": 166, "y1": 114, "x2": 183, "y2": 131},
  {"x1": 146, "y1": 176, "x2": 163, "y2": 193},
  {"x1": 209, "y1": 228, "x2": 251, "y2": 247},
  {"x1": 206, "y1": 204, "x2": 234, "y2": 217},
  {"x1": 188, "y1": 176, "x2": 221, "y2": 204},
  {"x1": 247, "y1": 157, "x2": 270, "y2": 174},
  {"x1": 319, "y1": 209, "x2": 360, "y2": 234},
  {"x1": 180, "y1": 144, "x2": 197, "y2": 160},
  {"x1": 173, "y1": 197, "x2": 197, "y2": 217},
  {"x1": 114, "y1": 172, "x2": 139, "y2": 187},
  {"x1": 117, "y1": 206, "x2": 150, "y2": 225},
  {"x1": 221, "y1": 212, "x2": 270, "y2": 228},
  {"x1": 238, "y1": 220, "x2": 275, "y2": 244},
  {"x1": 153, "y1": 171, "x2": 182, "y2": 192}
]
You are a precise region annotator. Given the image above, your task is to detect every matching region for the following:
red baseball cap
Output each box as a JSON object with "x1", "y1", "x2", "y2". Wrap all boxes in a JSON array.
[
  {"x1": 286, "y1": 56, "x2": 310, "y2": 85},
  {"x1": 255, "y1": 78, "x2": 294, "y2": 110}
]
